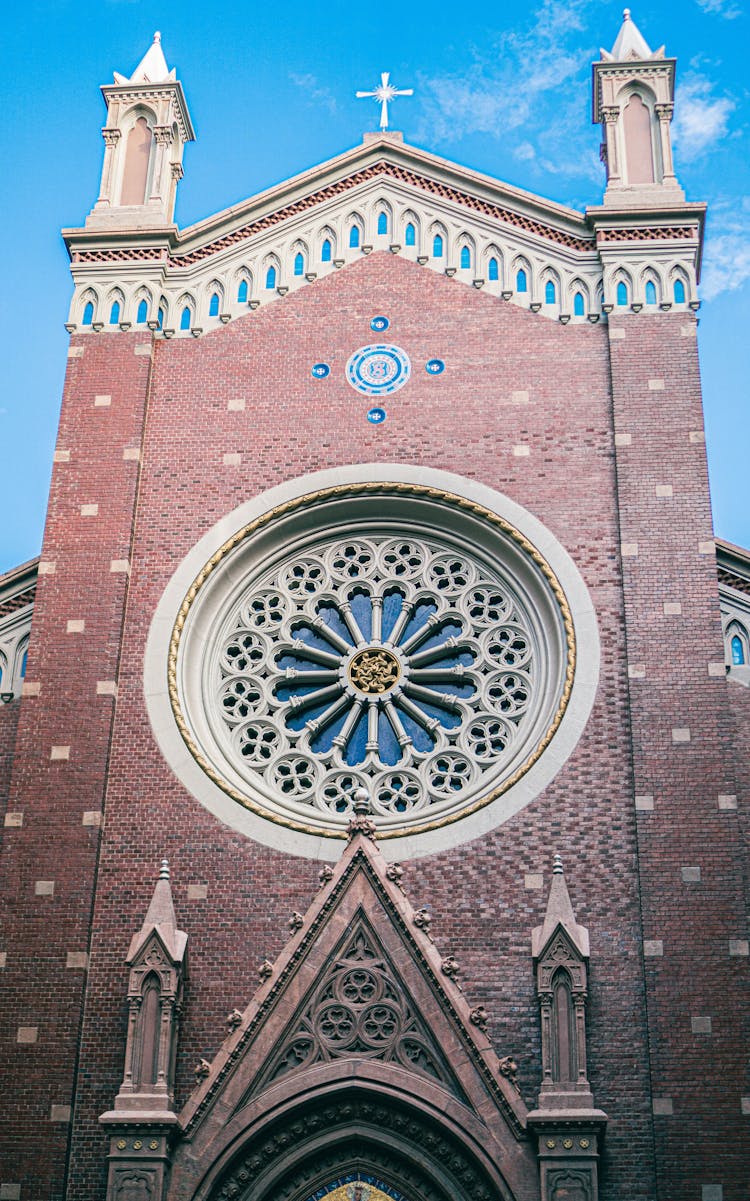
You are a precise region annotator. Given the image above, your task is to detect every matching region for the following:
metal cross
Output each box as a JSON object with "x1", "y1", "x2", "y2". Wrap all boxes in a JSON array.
[{"x1": 356, "y1": 72, "x2": 414, "y2": 131}]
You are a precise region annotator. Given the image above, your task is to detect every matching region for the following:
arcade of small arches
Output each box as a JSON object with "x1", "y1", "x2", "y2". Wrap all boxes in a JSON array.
[{"x1": 68, "y1": 193, "x2": 697, "y2": 337}]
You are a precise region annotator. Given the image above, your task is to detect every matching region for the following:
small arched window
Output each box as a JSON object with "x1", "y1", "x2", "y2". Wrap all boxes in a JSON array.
[
  {"x1": 573, "y1": 292, "x2": 585, "y2": 317},
  {"x1": 349, "y1": 224, "x2": 360, "y2": 249},
  {"x1": 432, "y1": 234, "x2": 444, "y2": 258},
  {"x1": 617, "y1": 281, "x2": 628, "y2": 306},
  {"x1": 265, "y1": 265, "x2": 277, "y2": 289},
  {"x1": 180, "y1": 306, "x2": 192, "y2": 331},
  {"x1": 237, "y1": 279, "x2": 248, "y2": 304},
  {"x1": 516, "y1": 269, "x2": 528, "y2": 293},
  {"x1": 294, "y1": 252, "x2": 304, "y2": 276},
  {"x1": 460, "y1": 245, "x2": 471, "y2": 270},
  {"x1": 673, "y1": 278, "x2": 686, "y2": 304},
  {"x1": 20, "y1": 650, "x2": 27, "y2": 678},
  {"x1": 321, "y1": 239, "x2": 332, "y2": 263},
  {"x1": 731, "y1": 635, "x2": 745, "y2": 665},
  {"x1": 377, "y1": 211, "x2": 388, "y2": 235},
  {"x1": 82, "y1": 301, "x2": 94, "y2": 326},
  {"x1": 645, "y1": 280, "x2": 657, "y2": 306},
  {"x1": 157, "y1": 306, "x2": 165, "y2": 330},
  {"x1": 109, "y1": 300, "x2": 121, "y2": 325},
  {"x1": 545, "y1": 280, "x2": 556, "y2": 304},
  {"x1": 136, "y1": 299, "x2": 148, "y2": 324},
  {"x1": 488, "y1": 257, "x2": 499, "y2": 282},
  {"x1": 405, "y1": 222, "x2": 416, "y2": 247},
  {"x1": 209, "y1": 292, "x2": 220, "y2": 317}
]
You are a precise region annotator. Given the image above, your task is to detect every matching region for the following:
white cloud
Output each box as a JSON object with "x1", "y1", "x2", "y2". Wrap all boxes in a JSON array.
[
  {"x1": 673, "y1": 76, "x2": 734, "y2": 160},
  {"x1": 701, "y1": 200, "x2": 750, "y2": 300},
  {"x1": 290, "y1": 73, "x2": 337, "y2": 116},
  {"x1": 695, "y1": 0, "x2": 741, "y2": 19}
]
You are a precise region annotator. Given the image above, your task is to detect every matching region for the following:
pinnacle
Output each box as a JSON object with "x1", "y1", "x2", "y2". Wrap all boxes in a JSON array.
[{"x1": 609, "y1": 9, "x2": 655, "y2": 60}]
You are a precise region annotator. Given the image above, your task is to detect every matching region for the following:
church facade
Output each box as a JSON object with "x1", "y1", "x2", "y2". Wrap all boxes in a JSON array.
[{"x1": 1, "y1": 15, "x2": 748, "y2": 1201}]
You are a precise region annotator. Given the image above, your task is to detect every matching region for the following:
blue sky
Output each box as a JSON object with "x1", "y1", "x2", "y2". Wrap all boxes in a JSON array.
[{"x1": 1, "y1": 0, "x2": 748, "y2": 572}]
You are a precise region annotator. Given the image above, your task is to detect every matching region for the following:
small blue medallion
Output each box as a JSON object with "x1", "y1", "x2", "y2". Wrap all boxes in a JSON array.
[
  {"x1": 425, "y1": 358, "x2": 445, "y2": 375},
  {"x1": 370, "y1": 315, "x2": 390, "y2": 332},
  {"x1": 312, "y1": 362, "x2": 330, "y2": 378},
  {"x1": 367, "y1": 407, "x2": 387, "y2": 424}
]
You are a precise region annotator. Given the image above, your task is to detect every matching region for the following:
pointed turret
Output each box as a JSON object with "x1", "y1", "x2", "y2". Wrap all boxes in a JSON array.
[
  {"x1": 126, "y1": 858, "x2": 187, "y2": 964},
  {"x1": 531, "y1": 854, "x2": 589, "y2": 961},
  {"x1": 592, "y1": 10, "x2": 682, "y2": 205},
  {"x1": 86, "y1": 32, "x2": 194, "y2": 230}
]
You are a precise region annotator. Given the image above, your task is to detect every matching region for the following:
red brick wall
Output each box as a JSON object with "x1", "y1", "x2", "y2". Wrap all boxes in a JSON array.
[
  {"x1": 608, "y1": 310, "x2": 749, "y2": 1199},
  {"x1": 64, "y1": 255, "x2": 656, "y2": 1200},
  {"x1": 0, "y1": 334, "x2": 152, "y2": 1199},
  {"x1": 0, "y1": 699, "x2": 20, "y2": 812}
]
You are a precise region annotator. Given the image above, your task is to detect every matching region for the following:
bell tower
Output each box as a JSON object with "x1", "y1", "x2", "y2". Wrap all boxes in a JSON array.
[
  {"x1": 86, "y1": 32, "x2": 194, "y2": 229},
  {"x1": 593, "y1": 9, "x2": 683, "y2": 205}
]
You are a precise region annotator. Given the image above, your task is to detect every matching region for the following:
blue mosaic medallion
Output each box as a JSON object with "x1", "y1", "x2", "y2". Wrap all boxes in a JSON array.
[
  {"x1": 346, "y1": 344, "x2": 411, "y2": 396},
  {"x1": 367, "y1": 407, "x2": 387, "y2": 424},
  {"x1": 370, "y1": 315, "x2": 390, "y2": 332},
  {"x1": 425, "y1": 358, "x2": 445, "y2": 375},
  {"x1": 312, "y1": 362, "x2": 330, "y2": 379}
]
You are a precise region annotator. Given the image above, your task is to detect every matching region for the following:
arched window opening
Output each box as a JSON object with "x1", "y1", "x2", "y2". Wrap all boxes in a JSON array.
[
  {"x1": 209, "y1": 292, "x2": 220, "y2": 318},
  {"x1": 294, "y1": 252, "x2": 304, "y2": 276},
  {"x1": 157, "y1": 306, "x2": 165, "y2": 330},
  {"x1": 516, "y1": 268, "x2": 528, "y2": 293},
  {"x1": 432, "y1": 233, "x2": 444, "y2": 258},
  {"x1": 623, "y1": 93, "x2": 655, "y2": 184},
  {"x1": 616, "y1": 281, "x2": 628, "y2": 306},
  {"x1": 321, "y1": 239, "x2": 332, "y2": 263},
  {"x1": 136, "y1": 299, "x2": 149, "y2": 325},
  {"x1": 349, "y1": 224, "x2": 361, "y2": 249},
  {"x1": 673, "y1": 278, "x2": 686, "y2": 304},
  {"x1": 574, "y1": 291, "x2": 585, "y2": 317},
  {"x1": 121, "y1": 116, "x2": 153, "y2": 206},
  {"x1": 137, "y1": 974, "x2": 161, "y2": 1089},
  {"x1": 460, "y1": 245, "x2": 471, "y2": 270},
  {"x1": 237, "y1": 279, "x2": 248, "y2": 304},
  {"x1": 551, "y1": 969, "x2": 577, "y2": 1083},
  {"x1": 731, "y1": 634, "x2": 745, "y2": 666},
  {"x1": 405, "y1": 222, "x2": 416, "y2": 247},
  {"x1": 488, "y1": 257, "x2": 499, "y2": 282},
  {"x1": 180, "y1": 306, "x2": 192, "y2": 331},
  {"x1": 20, "y1": 650, "x2": 27, "y2": 678},
  {"x1": 545, "y1": 280, "x2": 556, "y2": 304},
  {"x1": 82, "y1": 301, "x2": 94, "y2": 326},
  {"x1": 265, "y1": 265, "x2": 277, "y2": 290},
  {"x1": 645, "y1": 280, "x2": 657, "y2": 306},
  {"x1": 109, "y1": 300, "x2": 121, "y2": 325},
  {"x1": 377, "y1": 211, "x2": 388, "y2": 235}
]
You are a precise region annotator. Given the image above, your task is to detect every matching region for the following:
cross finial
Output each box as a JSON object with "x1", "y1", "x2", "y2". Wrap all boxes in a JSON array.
[{"x1": 356, "y1": 72, "x2": 414, "y2": 131}]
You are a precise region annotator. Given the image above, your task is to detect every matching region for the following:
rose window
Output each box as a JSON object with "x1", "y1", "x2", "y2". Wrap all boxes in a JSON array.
[
  {"x1": 197, "y1": 527, "x2": 562, "y2": 834},
  {"x1": 162, "y1": 481, "x2": 580, "y2": 845}
]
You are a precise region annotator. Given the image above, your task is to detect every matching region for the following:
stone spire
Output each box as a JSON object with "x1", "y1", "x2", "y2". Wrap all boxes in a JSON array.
[
  {"x1": 86, "y1": 32, "x2": 194, "y2": 230},
  {"x1": 531, "y1": 854, "x2": 589, "y2": 961},
  {"x1": 602, "y1": 9, "x2": 663, "y2": 62},
  {"x1": 126, "y1": 858, "x2": 186, "y2": 963}
]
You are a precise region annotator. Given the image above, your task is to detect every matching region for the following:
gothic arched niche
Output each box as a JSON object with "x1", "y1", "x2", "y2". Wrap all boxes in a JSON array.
[
  {"x1": 121, "y1": 115, "x2": 153, "y2": 205},
  {"x1": 622, "y1": 93, "x2": 655, "y2": 184}
]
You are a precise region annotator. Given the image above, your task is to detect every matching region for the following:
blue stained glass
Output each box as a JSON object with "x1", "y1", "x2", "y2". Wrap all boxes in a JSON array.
[
  {"x1": 488, "y1": 257, "x2": 499, "y2": 281},
  {"x1": 265, "y1": 266, "x2": 277, "y2": 289},
  {"x1": 413, "y1": 699, "x2": 462, "y2": 729},
  {"x1": 349, "y1": 591, "x2": 372, "y2": 641},
  {"x1": 345, "y1": 709, "x2": 369, "y2": 765},
  {"x1": 460, "y1": 245, "x2": 471, "y2": 269},
  {"x1": 209, "y1": 292, "x2": 220, "y2": 317},
  {"x1": 545, "y1": 280, "x2": 556, "y2": 304},
  {"x1": 309, "y1": 707, "x2": 349, "y2": 752},
  {"x1": 294, "y1": 252, "x2": 304, "y2": 276},
  {"x1": 377, "y1": 710, "x2": 402, "y2": 765},
  {"x1": 317, "y1": 601, "x2": 354, "y2": 646},
  {"x1": 731, "y1": 635, "x2": 744, "y2": 665},
  {"x1": 617, "y1": 281, "x2": 628, "y2": 306},
  {"x1": 110, "y1": 301, "x2": 121, "y2": 324},
  {"x1": 396, "y1": 706, "x2": 435, "y2": 752},
  {"x1": 377, "y1": 211, "x2": 388, "y2": 235},
  {"x1": 349, "y1": 225, "x2": 360, "y2": 248},
  {"x1": 433, "y1": 234, "x2": 443, "y2": 257},
  {"x1": 82, "y1": 301, "x2": 94, "y2": 325},
  {"x1": 400, "y1": 600, "x2": 438, "y2": 645},
  {"x1": 157, "y1": 307, "x2": 165, "y2": 330},
  {"x1": 381, "y1": 590, "x2": 405, "y2": 641},
  {"x1": 237, "y1": 280, "x2": 248, "y2": 303},
  {"x1": 19, "y1": 652, "x2": 27, "y2": 677},
  {"x1": 180, "y1": 306, "x2": 191, "y2": 330},
  {"x1": 574, "y1": 292, "x2": 585, "y2": 316},
  {"x1": 275, "y1": 681, "x2": 323, "y2": 703},
  {"x1": 516, "y1": 268, "x2": 527, "y2": 293},
  {"x1": 289, "y1": 624, "x2": 333, "y2": 652},
  {"x1": 415, "y1": 619, "x2": 462, "y2": 653},
  {"x1": 674, "y1": 278, "x2": 686, "y2": 304},
  {"x1": 645, "y1": 281, "x2": 657, "y2": 305},
  {"x1": 321, "y1": 239, "x2": 332, "y2": 262},
  {"x1": 405, "y1": 222, "x2": 415, "y2": 246},
  {"x1": 137, "y1": 299, "x2": 148, "y2": 324},
  {"x1": 284, "y1": 697, "x2": 337, "y2": 730},
  {"x1": 428, "y1": 679, "x2": 475, "y2": 699},
  {"x1": 275, "y1": 652, "x2": 323, "y2": 671}
]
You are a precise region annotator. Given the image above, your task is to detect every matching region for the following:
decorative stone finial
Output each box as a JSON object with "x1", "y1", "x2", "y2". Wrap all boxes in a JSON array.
[
  {"x1": 153, "y1": 30, "x2": 161, "y2": 42},
  {"x1": 353, "y1": 787, "x2": 370, "y2": 814},
  {"x1": 159, "y1": 858, "x2": 170, "y2": 880},
  {"x1": 623, "y1": 8, "x2": 631, "y2": 19},
  {"x1": 347, "y1": 786, "x2": 377, "y2": 840},
  {"x1": 553, "y1": 854, "x2": 564, "y2": 875}
]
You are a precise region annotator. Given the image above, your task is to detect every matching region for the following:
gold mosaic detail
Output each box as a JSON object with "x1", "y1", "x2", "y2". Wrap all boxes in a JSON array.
[
  {"x1": 348, "y1": 648, "x2": 401, "y2": 693},
  {"x1": 168, "y1": 482, "x2": 577, "y2": 840}
]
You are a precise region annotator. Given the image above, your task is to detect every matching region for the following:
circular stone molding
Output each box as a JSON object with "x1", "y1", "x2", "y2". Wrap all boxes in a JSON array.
[{"x1": 145, "y1": 466, "x2": 599, "y2": 861}]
